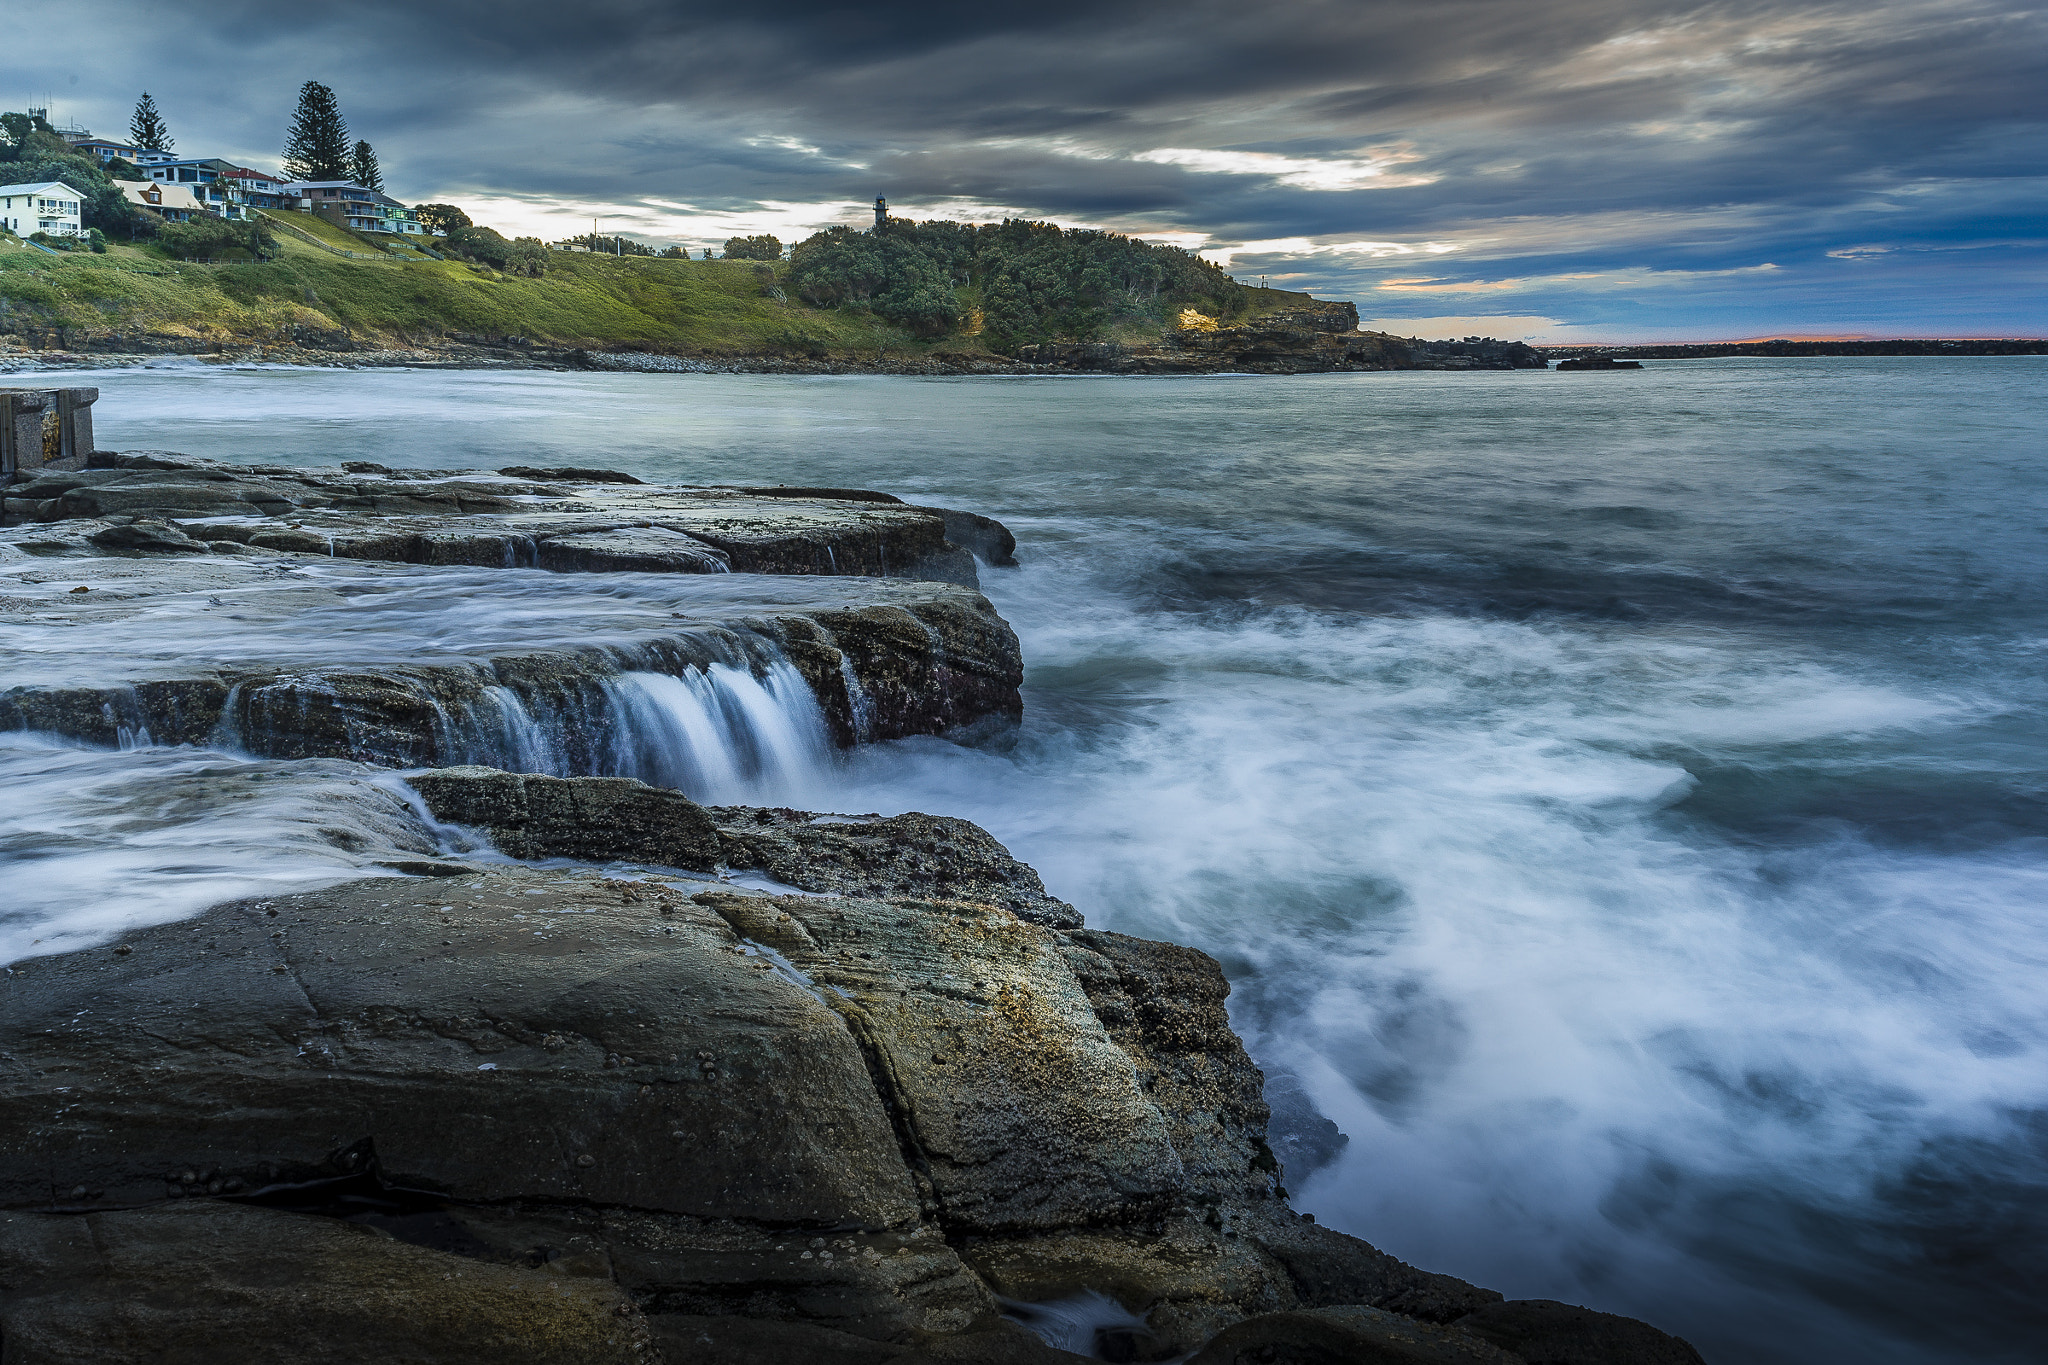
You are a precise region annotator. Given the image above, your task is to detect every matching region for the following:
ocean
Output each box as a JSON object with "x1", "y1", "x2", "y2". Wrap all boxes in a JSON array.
[{"x1": 8, "y1": 356, "x2": 2046, "y2": 1362}]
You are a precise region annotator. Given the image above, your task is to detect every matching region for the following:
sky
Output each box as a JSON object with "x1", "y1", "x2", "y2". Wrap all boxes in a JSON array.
[{"x1": 6, "y1": 0, "x2": 2045, "y2": 341}]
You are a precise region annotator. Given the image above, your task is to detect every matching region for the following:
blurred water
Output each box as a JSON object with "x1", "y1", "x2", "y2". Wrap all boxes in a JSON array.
[
  {"x1": 41, "y1": 356, "x2": 2048, "y2": 1362},
  {"x1": 0, "y1": 735, "x2": 432, "y2": 964}
]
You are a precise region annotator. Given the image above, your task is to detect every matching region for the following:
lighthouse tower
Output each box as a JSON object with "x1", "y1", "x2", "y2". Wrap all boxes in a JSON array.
[{"x1": 874, "y1": 196, "x2": 887, "y2": 230}]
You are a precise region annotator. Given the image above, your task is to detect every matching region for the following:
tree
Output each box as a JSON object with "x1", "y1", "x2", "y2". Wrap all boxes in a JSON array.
[
  {"x1": 722, "y1": 233, "x2": 783, "y2": 261},
  {"x1": 350, "y1": 140, "x2": 383, "y2": 193},
  {"x1": 658, "y1": 245, "x2": 687, "y2": 258},
  {"x1": 413, "y1": 202, "x2": 471, "y2": 235},
  {"x1": 283, "y1": 81, "x2": 351, "y2": 182},
  {"x1": 444, "y1": 224, "x2": 524, "y2": 269},
  {"x1": 505, "y1": 237, "x2": 550, "y2": 277},
  {"x1": 129, "y1": 92, "x2": 173, "y2": 152},
  {"x1": 0, "y1": 111, "x2": 49, "y2": 150}
]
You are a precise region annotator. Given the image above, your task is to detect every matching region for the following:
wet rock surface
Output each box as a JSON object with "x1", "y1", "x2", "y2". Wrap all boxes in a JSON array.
[
  {"x1": 0, "y1": 556, "x2": 1022, "y2": 758},
  {"x1": 0, "y1": 453, "x2": 999, "y2": 588},
  {"x1": 705, "y1": 804, "x2": 1078, "y2": 928},
  {"x1": 407, "y1": 768, "x2": 1078, "y2": 927},
  {"x1": 0, "y1": 774, "x2": 1701, "y2": 1363}
]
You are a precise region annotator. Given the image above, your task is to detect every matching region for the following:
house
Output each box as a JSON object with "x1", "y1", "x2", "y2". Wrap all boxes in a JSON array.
[
  {"x1": 136, "y1": 160, "x2": 294, "y2": 220},
  {"x1": 65, "y1": 135, "x2": 142, "y2": 164},
  {"x1": 0, "y1": 181, "x2": 86, "y2": 237},
  {"x1": 142, "y1": 158, "x2": 241, "y2": 217},
  {"x1": 119, "y1": 180, "x2": 203, "y2": 223},
  {"x1": 215, "y1": 166, "x2": 292, "y2": 217},
  {"x1": 282, "y1": 180, "x2": 382, "y2": 232},
  {"x1": 281, "y1": 182, "x2": 424, "y2": 235},
  {"x1": 222, "y1": 166, "x2": 290, "y2": 208}
]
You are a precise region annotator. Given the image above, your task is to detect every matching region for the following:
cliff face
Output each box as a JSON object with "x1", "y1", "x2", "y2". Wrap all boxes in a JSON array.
[
  {"x1": 0, "y1": 769, "x2": 1704, "y2": 1364},
  {"x1": 1014, "y1": 303, "x2": 1547, "y2": 374}
]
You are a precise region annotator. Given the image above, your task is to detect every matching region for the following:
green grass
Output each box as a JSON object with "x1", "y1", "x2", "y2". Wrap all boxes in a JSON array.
[
  {"x1": 265, "y1": 208, "x2": 366, "y2": 248},
  {"x1": 0, "y1": 231, "x2": 1325, "y2": 359},
  {"x1": 261, "y1": 209, "x2": 405, "y2": 256},
  {"x1": 0, "y1": 233, "x2": 950, "y2": 357}
]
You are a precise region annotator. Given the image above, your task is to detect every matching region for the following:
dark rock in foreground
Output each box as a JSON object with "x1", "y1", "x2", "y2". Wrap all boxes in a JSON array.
[{"x1": 0, "y1": 772, "x2": 1704, "y2": 1364}]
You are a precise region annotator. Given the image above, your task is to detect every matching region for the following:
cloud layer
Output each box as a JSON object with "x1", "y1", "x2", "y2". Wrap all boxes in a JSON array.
[{"x1": 10, "y1": 0, "x2": 2045, "y2": 338}]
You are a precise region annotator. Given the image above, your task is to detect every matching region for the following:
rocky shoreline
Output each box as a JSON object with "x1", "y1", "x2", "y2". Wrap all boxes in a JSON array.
[{"x1": 1, "y1": 454, "x2": 1700, "y2": 1362}]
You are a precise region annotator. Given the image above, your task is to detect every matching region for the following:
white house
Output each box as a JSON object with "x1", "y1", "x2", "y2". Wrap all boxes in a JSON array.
[{"x1": 0, "y1": 181, "x2": 86, "y2": 237}]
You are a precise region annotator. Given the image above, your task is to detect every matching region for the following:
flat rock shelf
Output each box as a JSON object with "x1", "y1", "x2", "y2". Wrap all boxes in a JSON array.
[{"x1": 0, "y1": 558, "x2": 1021, "y2": 758}]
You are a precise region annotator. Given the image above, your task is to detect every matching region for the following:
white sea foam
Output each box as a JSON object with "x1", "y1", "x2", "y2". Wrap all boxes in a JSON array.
[
  {"x1": 0, "y1": 735, "x2": 432, "y2": 965},
  {"x1": 817, "y1": 553, "x2": 2048, "y2": 1363}
]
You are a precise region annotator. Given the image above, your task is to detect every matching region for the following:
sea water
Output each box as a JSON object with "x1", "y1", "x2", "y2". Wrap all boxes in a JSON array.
[{"x1": 15, "y1": 356, "x2": 2048, "y2": 1363}]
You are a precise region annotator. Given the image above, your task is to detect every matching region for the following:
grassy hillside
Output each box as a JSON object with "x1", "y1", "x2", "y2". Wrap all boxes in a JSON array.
[{"x1": 0, "y1": 223, "x2": 1323, "y2": 361}]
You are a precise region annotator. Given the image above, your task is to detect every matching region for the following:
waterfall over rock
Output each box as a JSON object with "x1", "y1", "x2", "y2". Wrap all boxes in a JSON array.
[{"x1": 205, "y1": 635, "x2": 837, "y2": 805}]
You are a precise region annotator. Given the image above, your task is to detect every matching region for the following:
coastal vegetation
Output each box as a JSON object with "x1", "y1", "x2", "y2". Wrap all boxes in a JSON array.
[
  {"x1": 0, "y1": 205, "x2": 1318, "y2": 361},
  {"x1": 721, "y1": 233, "x2": 783, "y2": 261},
  {"x1": 0, "y1": 227, "x2": 926, "y2": 356},
  {"x1": 788, "y1": 217, "x2": 1252, "y2": 347}
]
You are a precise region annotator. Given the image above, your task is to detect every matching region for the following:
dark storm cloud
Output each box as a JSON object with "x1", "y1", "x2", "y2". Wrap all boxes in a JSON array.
[{"x1": 11, "y1": 0, "x2": 2046, "y2": 335}]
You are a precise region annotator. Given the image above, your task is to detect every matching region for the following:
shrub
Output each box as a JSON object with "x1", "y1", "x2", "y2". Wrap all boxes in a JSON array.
[
  {"x1": 443, "y1": 224, "x2": 514, "y2": 266},
  {"x1": 156, "y1": 212, "x2": 274, "y2": 262},
  {"x1": 505, "y1": 236, "x2": 550, "y2": 278},
  {"x1": 722, "y1": 233, "x2": 783, "y2": 261},
  {"x1": 786, "y1": 227, "x2": 959, "y2": 336}
]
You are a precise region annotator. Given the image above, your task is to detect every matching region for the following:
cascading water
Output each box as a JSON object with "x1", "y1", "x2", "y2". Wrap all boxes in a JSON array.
[
  {"x1": 471, "y1": 684, "x2": 567, "y2": 775},
  {"x1": 212, "y1": 653, "x2": 839, "y2": 806},
  {"x1": 599, "y1": 662, "x2": 833, "y2": 803}
]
